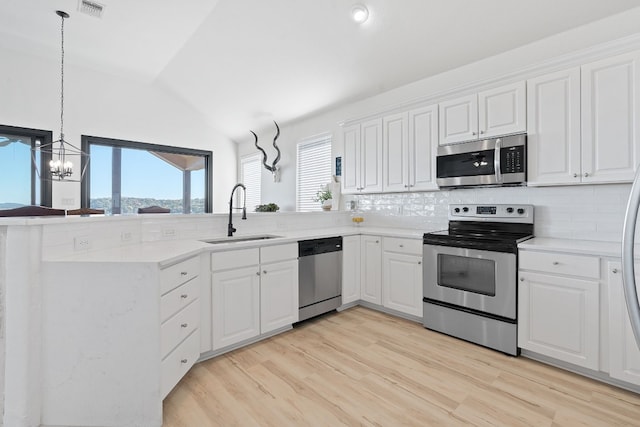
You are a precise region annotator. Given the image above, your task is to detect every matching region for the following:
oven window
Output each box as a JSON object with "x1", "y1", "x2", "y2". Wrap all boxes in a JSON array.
[{"x1": 437, "y1": 254, "x2": 496, "y2": 296}]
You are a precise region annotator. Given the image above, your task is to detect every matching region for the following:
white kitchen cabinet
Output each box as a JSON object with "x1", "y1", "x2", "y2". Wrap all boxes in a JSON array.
[
  {"x1": 518, "y1": 250, "x2": 600, "y2": 370},
  {"x1": 581, "y1": 51, "x2": 640, "y2": 184},
  {"x1": 528, "y1": 51, "x2": 640, "y2": 186},
  {"x1": 607, "y1": 261, "x2": 640, "y2": 386},
  {"x1": 260, "y1": 258, "x2": 298, "y2": 334},
  {"x1": 342, "y1": 235, "x2": 361, "y2": 305},
  {"x1": 382, "y1": 237, "x2": 423, "y2": 317},
  {"x1": 342, "y1": 118, "x2": 383, "y2": 194},
  {"x1": 526, "y1": 68, "x2": 582, "y2": 185},
  {"x1": 40, "y1": 254, "x2": 201, "y2": 427},
  {"x1": 383, "y1": 105, "x2": 438, "y2": 192},
  {"x1": 361, "y1": 235, "x2": 382, "y2": 305},
  {"x1": 212, "y1": 265, "x2": 261, "y2": 350},
  {"x1": 439, "y1": 81, "x2": 525, "y2": 145},
  {"x1": 211, "y1": 244, "x2": 298, "y2": 350}
]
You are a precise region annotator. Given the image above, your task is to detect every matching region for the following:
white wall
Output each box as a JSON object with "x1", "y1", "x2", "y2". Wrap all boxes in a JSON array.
[
  {"x1": 0, "y1": 46, "x2": 237, "y2": 212},
  {"x1": 237, "y1": 7, "x2": 640, "y2": 212}
]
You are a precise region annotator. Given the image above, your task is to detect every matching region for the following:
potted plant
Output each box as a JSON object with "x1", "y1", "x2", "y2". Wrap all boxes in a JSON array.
[
  {"x1": 255, "y1": 203, "x2": 279, "y2": 212},
  {"x1": 314, "y1": 185, "x2": 333, "y2": 211}
]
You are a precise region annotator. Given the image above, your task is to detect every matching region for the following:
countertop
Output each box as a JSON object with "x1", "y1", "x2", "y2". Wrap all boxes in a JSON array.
[
  {"x1": 518, "y1": 237, "x2": 635, "y2": 259},
  {"x1": 45, "y1": 225, "x2": 430, "y2": 267}
]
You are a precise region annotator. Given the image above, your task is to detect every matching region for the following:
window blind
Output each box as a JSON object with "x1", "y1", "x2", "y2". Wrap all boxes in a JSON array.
[
  {"x1": 240, "y1": 154, "x2": 262, "y2": 211},
  {"x1": 297, "y1": 134, "x2": 332, "y2": 212}
]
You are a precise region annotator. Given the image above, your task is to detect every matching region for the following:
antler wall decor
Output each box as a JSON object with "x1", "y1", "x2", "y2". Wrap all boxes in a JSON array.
[{"x1": 251, "y1": 121, "x2": 282, "y2": 182}]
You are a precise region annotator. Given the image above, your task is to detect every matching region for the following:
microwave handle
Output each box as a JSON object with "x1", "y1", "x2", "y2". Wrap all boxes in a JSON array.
[{"x1": 494, "y1": 138, "x2": 502, "y2": 183}]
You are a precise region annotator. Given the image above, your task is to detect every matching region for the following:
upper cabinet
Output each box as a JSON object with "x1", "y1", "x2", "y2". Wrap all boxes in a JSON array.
[
  {"x1": 382, "y1": 105, "x2": 438, "y2": 192},
  {"x1": 439, "y1": 81, "x2": 526, "y2": 145},
  {"x1": 342, "y1": 118, "x2": 383, "y2": 194},
  {"x1": 528, "y1": 51, "x2": 640, "y2": 185}
]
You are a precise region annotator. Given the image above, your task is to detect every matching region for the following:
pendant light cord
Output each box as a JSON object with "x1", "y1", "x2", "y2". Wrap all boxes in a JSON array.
[{"x1": 59, "y1": 13, "x2": 65, "y2": 140}]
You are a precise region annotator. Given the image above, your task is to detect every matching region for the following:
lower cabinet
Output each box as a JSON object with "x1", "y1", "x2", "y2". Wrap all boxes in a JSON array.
[
  {"x1": 211, "y1": 244, "x2": 298, "y2": 351},
  {"x1": 382, "y1": 237, "x2": 423, "y2": 317},
  {"x1": 607, "y1": 261, "x2": 640, "y2": 386},
  {"x1": 361, "y1": 235, "x2": 382, "y2": 304},
  {"x1": 342, "y1": 235, "x2": 362, "y2": 304}
]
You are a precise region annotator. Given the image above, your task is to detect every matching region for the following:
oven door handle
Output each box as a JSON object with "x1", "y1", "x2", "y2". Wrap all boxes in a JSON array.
[{"x1": 494, "y1": 138, "x2": 502, "y2": 183}]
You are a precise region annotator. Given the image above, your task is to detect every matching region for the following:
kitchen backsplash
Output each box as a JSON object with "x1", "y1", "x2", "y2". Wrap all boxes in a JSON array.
[{"x1": 344, "y1": 183, "x2": 632, "y2": 242}]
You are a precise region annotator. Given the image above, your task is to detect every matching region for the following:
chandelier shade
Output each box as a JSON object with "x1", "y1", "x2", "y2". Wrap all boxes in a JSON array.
[{"x1": 32, "y1": 10, "x2": 89, "y2": 182}]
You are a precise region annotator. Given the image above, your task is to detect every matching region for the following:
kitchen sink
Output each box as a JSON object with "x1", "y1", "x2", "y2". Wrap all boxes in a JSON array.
[{"x1": 202, "y1": 234, "x2": 282, "y2": 244}]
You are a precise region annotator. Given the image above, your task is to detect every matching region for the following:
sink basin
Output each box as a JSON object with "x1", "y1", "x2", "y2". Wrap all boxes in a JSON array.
[{"x1": 202, "y1": 234, "x2": 282, "y2": 244}]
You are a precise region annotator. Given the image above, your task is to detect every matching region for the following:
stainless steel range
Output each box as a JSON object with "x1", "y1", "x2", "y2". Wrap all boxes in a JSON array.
[{"x1": 422, "y1": 204, "x2": 534, "y2": 355}]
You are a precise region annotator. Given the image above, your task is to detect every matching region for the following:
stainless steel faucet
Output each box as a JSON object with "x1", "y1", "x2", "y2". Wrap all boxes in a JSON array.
[{"x1": 228, "y1": 183, "x2": 247, "y2": 236}]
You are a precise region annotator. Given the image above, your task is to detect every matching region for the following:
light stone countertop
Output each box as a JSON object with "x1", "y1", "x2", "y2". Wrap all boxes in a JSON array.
[
  {"x1": 518, "y1": 237, "x2": 639, "y2": 259},
  {"x1": 45, "y1": 225, "x2": 435, "y2": 267}
]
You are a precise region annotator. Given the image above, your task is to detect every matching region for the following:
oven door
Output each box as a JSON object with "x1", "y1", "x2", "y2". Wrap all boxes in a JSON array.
[{"x1": 423, "y1": 244, "x2": 516, "y2": 319}]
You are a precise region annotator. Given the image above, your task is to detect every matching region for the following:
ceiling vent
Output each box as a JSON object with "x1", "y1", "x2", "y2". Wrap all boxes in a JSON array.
[{"x1": 78, "y1": 0, "x2": 105, "y2": 18}]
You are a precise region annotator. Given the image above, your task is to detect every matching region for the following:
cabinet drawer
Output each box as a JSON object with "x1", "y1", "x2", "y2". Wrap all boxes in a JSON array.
[
  {"x1": 160, "y1": 256, "x2": 200, "y2": 295},
  {"x1": 161, "y1": 277, "x2": 199, "y2": 322},
  {"x1": 383, "y1": 237, "x2": 422, "y2": 255},
  {"x1": 161, "y1": 329, "x2": 199, "y2": 399},
  {"x1": 519, "y1": 251, "x2": 599, "y2": 279},
  {"x1": 161, "y1": 299, "x2": 200, "y2": 358},
  {"x1": 260, "y1": 243, "x2": 298, "y2": 264},
  {"x1": 211, "y1": 248, "x2": 259, "y2": 271}
]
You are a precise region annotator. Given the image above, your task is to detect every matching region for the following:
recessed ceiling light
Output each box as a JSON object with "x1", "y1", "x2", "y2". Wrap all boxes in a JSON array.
[{"x1": 351, "y1": 4, "x2": 369, "y2": 24}]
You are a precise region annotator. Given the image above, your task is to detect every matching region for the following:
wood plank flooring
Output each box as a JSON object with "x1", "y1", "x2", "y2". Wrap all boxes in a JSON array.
[{"x1": 163, "y1": 307, "x2": 640, "y2": 426}]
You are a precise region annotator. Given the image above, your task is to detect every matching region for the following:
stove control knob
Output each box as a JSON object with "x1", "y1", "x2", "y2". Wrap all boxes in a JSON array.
[
  {"x1": 506, "y1": 207, "x2": 514, "y2": 213},
  {"x1": 517, "y1": 208, "x2": 525, "y2": 215},
  {"x1": 454, "y1": 207, "x2": 460, "y2": 213},
  {"x1": 462, "y1": 207, "x2": 469, "y2": 212}
]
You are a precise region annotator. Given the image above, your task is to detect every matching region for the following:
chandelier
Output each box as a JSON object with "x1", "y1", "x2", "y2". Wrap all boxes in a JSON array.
[{"x1": 32, "y1": 10, "x2": 89, "y2": 182}]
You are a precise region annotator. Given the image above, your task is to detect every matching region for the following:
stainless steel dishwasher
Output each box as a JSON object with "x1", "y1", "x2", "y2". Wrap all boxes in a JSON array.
[{"x1": 298, "y1": 236, "x2": 342, "y2": 322}]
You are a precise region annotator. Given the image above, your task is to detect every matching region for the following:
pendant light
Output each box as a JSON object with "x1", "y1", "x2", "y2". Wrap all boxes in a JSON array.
[{"x1": 32, "y1": 10, "x2": 88, "y2": 182}]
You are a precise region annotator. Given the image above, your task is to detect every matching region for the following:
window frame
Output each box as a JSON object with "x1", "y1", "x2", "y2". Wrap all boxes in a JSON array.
[
  {"x1": 0, "y1": 124, "x2": 53, "y2": 207},
  {"x1": 296, "y1": 133, "x2": 332, "y2": 212},
  {"x1": 80, "y1": 135, "x2": 213, "y2": 214}
]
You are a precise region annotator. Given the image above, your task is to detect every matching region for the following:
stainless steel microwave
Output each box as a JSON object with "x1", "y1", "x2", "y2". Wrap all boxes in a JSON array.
[{"x1": 436, "y1": 134, "x2": 526, "y2": 189}]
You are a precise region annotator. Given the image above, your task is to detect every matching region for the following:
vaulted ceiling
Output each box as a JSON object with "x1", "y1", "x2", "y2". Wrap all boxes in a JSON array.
[{"x1": 1, "y1": 0, "x2": 639, "y2": 142}]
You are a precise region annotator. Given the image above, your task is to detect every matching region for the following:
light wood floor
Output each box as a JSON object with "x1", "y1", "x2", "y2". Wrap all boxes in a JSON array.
[{"x1": 163, "y1": 307, "x2": 640, "y2": 426}]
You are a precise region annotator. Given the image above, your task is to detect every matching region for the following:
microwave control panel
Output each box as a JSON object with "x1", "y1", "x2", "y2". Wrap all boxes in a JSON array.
[{"x1": 501, "y1": 145, "x2": 525, "y2": 173}]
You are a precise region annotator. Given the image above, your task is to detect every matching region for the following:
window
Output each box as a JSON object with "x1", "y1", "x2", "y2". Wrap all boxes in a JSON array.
[
  {"x1": 296, "y1": 134, "x2": 332, "y2": 212},
  {"x1": 240, "y1": 154, "x2": 262, "y2": 211},
  {"x1": 0, "y1": 125, "x2": 53, "y2": 209},
  {"x1": 81, "y1": 136, "x2": 212, "y2": 215}
]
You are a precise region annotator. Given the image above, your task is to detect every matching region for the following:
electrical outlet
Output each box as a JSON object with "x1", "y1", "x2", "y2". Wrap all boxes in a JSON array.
[
  {"x1": 162, "y1": 228, "x2": 176, "y2": 238},
  {"x1": 74, "y1": 236, "x2": 92, "y2": 251},
  {"x1": 121, "y1": 231, "x2": 132, "y2": 242},
  {"x1": 62, "y1": 198, "x2": 75, "y2": 206}
]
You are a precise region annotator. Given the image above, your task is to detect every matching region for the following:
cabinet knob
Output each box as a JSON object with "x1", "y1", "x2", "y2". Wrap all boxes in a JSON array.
[
  {"x1": 180, "y1": 294, "x2": 188, "y2": 299},
  {"x1": 263, "y1": 270, "x2": 267, "y2": 274},
  {"x1": 584, "y1": 172, "x2": 590, "y2": 177},
  {"x1": 552, "y1": 261, "x2": 559, "y2": 265},
  {"x1": 472, "y1": 132, "x2": 477, "y2": 136},
  {"x1": 479, "y1": 130, "x2": 484, "y2": 135},
  {"x1": 399, "y1": 244, "x2": 404, "y2": 248},
  {"x1": 375, "y1": 240, "x2": 379, "y2": 243},
  {"x1": 573, "y1": 173, "x2": 578, "y2": 178},
  {"x1": 612, "y1": 268, "x2": 619, "y2": 274},
  {"x1": 404, "y1": 185, "x2": 409, "y2": 188},
  {"x1": 180, "y1": 359, "x2": 188, "y2": 364},
  {"x1": 520, "y1": 277, "x2": 525, "y2": 282},
  {"x1": 181, "y1": 323, "x2": 188, "y2": 328},
  {"x1": 180, "y1": 271, "x2": 188, "y2": 276},
  {"x1": 256, "y1": 272, "x2": 261, "y2": 276},
  {"x1": 418, "y1": 261, "x2": 421, "y2": 265}
]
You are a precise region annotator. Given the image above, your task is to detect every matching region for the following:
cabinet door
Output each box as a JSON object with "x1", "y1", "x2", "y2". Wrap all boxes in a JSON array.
[
  {"x1": 342, "y1": 235, "x2": 361, "y2": 305},
  {"x1": 409, "y1": 105, "x2": 438, "y2": 191},
  {"x1": 360, "y1": 118, "x2": 383, "y2": 193},
  {"x1": 361, "y1": 236, "x2": 382, "y2": 305},
  {"x1": 607, "y1": 262, "x2": 640, "y2": 386},
  {"x1": 212, "y1": 266, "x2": 260, "y2": 350},
  {"x1": 383, "y1": 112, "x2": 409, "y2": 192},
  {"x1": 478, "y1": 81, "x2": 526, "y2": 138},
  {"x1": 342, "y1": 124, "x2": 361, "y2": 194},
  {"x1": 581, "y1": 51, "x2": 640, "y2": 183},
  {"x1": 382, "y1": 252, "x2": 423, "y2": 317},
  {"x1": 518, "y1": 272, "x2": 599, "y2": 370},
  {"x1": 261, "y1": 260, "x2": 299, "y2": 334},
  {"x1": 439, "y1": 94, "x2": 478, "y2": 145},
  {"x1": 527, "y1": 68, "x2": 581, "y2": 185}
]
